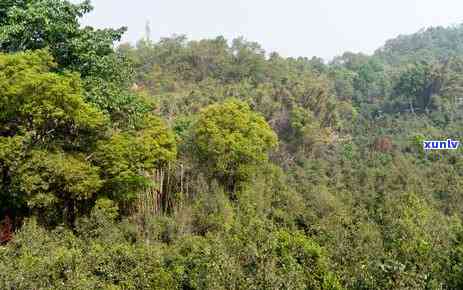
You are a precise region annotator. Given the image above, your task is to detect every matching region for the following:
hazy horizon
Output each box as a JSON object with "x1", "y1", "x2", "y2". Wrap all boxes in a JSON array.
[{"x1": 76, "y1": 0, "x2": 463, "y2": 61}]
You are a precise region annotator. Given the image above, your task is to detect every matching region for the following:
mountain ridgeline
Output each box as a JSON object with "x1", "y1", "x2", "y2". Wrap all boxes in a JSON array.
[{"x1": 1, "y1": 1, "x2": 463, "y2": 289}]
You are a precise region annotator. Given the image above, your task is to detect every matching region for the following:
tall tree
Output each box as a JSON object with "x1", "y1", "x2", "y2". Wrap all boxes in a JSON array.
[
  {"x1": 0, "y1": 0, "x2": 150, "y2": 127},
  {"x1": 192, "y1": 99, "x2": 277, "y2": 192}
]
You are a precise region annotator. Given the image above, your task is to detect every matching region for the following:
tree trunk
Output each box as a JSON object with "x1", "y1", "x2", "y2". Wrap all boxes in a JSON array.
[
  {"x1": 64, "y1": 198, "x2": 76, "y2": 228},
  {"x1": 409, "y1": 99, "x2": 415, "y2": 114}
]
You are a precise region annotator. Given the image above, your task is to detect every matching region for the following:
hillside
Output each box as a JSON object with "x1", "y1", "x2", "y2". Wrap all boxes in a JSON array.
[
  {"x1": 375, "y1": 24, "x2": 463, "y2": 64},
  {"x1": 1, "y1": 1, "x2": 463, "y2": 289}
]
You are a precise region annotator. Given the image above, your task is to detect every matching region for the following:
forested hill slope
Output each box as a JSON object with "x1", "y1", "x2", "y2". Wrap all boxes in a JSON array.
[
  {"x1": 1, "y1": 1, "x2": 463, "y2": 289},
  {"x1": 375, "y1": 24, "x2": 463, "y2": 65}
]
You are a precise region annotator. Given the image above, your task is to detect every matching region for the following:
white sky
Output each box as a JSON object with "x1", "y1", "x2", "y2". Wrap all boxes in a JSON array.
[{"x1": 76, "y1": 0, "x2": 463, "y2": 61}]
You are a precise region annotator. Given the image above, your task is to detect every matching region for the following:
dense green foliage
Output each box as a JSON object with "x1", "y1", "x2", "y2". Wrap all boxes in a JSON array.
[
  {"x1": 192, "y1": 99, "x2": 277, "y2": 191},
  {"x1": 2, "y1": 1, "x2": 463, "y2": 289}
]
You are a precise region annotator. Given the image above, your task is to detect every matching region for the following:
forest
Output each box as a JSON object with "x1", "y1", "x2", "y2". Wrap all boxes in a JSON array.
[{"x1": 1, "y1": 1, "x2": 463, "y2": 289}]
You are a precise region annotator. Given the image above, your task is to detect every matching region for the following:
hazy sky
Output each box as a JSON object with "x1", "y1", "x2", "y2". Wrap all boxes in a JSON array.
[{"x1": 77, "y1": 0, "x2": 463, "y2": 60}]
